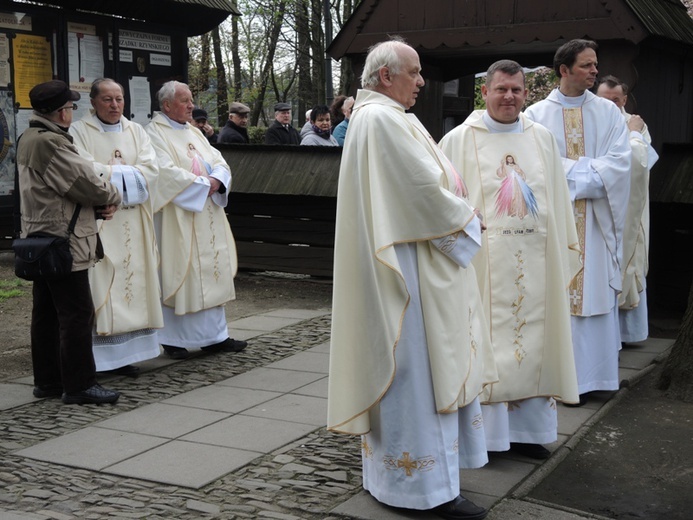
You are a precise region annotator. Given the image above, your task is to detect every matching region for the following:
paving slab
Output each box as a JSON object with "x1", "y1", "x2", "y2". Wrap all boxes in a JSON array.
[
  {"x1": 265, "y1": 351, "x2": 329, "y2": 374},
  {"x1": 229, "y1": 315, "x2": 306, "y2": 332},
  {"x1": 217, "y1": 367, "x2": 324, "y2": 393},
  {"x1": 262, "y1": 309, "x2": 330, "y2": 320},
  {"x1": 180, "y1": 415, "x2": 317, "y2": 453},
  {"x1": 618, "y1": 349, "x2": 659, "y2": 370},
  {"x1": 307, "y1": 341, "x2": 331, "y2": 354},
  {"x1": 104, "y1": 439, "x2": 260, "y2": 489},
  {"x1": 0, "y1": 383, "x2": 36, "y2": 411},
  {"x1": 15, "y1": 427, "x2": 168, "y2": 470},
  {"x1": 95, "y1": 402, "x2": 229, "y2": 438},
  {"x1": 242, "y1": 393, "x2": 327, "y2": 426},
  {"x1": 291, "y1": 376, "x2": 328, "y2": 398},
  {"x1": 460, "y1": 455, "x2": 537, "y2": 498},
  {"x1": 557, "y1": 406, "x2": 598, "y2": 436},
  {"x1": 161, "y1": 384, "x2": 281, "y2": 413},
  {"x1": 622, "y1": 337, "x2": 673, "y2": 355}
]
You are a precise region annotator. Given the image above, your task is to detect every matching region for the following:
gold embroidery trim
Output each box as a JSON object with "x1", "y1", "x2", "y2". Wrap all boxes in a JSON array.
[
  {"x1": 512, "y1": 250, "x2": 527, "y2": 365},
  {"x1": 383, "y1": 451, "x2": 436, "y2": 476},
  {"x1": 563, "y1": 107, "x2": 586, "y2": 315}
]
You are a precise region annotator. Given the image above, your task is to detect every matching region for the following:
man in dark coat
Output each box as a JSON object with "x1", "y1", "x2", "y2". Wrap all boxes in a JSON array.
[
  {"x1": 264, "y1": 102, "x2": 300, "y2": 145},
  {"x1": 218, "y1": 102, "x2": 251, "y2": 144}
]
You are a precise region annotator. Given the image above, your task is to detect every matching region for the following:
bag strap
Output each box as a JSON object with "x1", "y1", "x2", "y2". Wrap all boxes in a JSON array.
[
  {"x1": 67, "y1": 204, "x2": 82, "y2": 235},
  {"x1": 12, "y1": 134, "x2": 22, "y2": 239},
  {"x1": 14, "y1": 132, "x2": 82, "y2": 239}
]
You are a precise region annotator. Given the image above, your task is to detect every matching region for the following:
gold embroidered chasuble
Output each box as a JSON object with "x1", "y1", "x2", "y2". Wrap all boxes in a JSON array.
[
  {"x1": 439, "y1": 111, "x2": 580, "y2": 403},
  {"x1": 327, "y1": 90, "x2": 498, "y2": 435},
  {"x1": 70, "y1": 114, "x2": 163, "y2": 335},
  {"x1": 146, "y1": 112, "x2": 237, "y2": 314}
]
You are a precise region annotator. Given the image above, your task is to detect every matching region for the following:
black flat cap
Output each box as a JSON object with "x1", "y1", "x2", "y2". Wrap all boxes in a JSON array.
[
  {"x1": 274, "y1": 102, "x2": 291, "y2": 111},
  {"x1": 192, "y1": 108, "x2": 208, "y2": 121},
  {"x1": 29, "y1": 80, "x2": 80, "y2": 114}
]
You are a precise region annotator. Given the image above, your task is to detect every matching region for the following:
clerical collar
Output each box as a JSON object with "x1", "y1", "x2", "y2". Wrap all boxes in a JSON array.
[
  {"x1": 555, "y1": 88, "x2": 587, "y2": 108},
  {"x1": 482, "y1": 111, "x2": 523, "y2": 134},
  {"x1": 97, "y1": 119, "x2": 122, "y2": 133},
  {"x1": 162, "y1": 113, "x2": 188, "y2": 130}
]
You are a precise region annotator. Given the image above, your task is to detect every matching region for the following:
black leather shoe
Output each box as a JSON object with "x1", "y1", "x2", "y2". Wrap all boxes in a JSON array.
[
  {"x1": 162, "y1": 345, "x2": 190, "y2": 359},
  {"x1": 564, "y1": 394, "x2": 588, "y2": 407},
  {"x1": 99, "y1": 365, "x2": 140, "y2": 378},
  {"x1": 201, "y1": 338, "x2": 248, "y2": 353},
  {"x1": 33, "y1": 385, "x2": 63, "y2": 398},
  {"x1": 510, "y1": 442, "x2": 551, "y2": 459},
  {"x1": 432, "y1": 495, "x2": 487, "y2": 520},
  {"x1": 62, "y1": 384, "x2": 120, "y2": 405}
]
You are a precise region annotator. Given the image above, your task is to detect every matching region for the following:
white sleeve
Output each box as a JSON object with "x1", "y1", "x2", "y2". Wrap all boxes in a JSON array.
[
  {"x1": 172, "y1": 176, "x2": 211, "y2": 212},
  {"x1": 209, "y1": 164, "x2": 231, "y2": 207},
  {"x1": 565, "y1": 156, "x2": 606, "y2": 200},
  {"x1": 110, "y1": 165, "x2": 150, "y2": 205},
  {"x1": 431, "y1": 216, "x2": 482, "y2": 268}
]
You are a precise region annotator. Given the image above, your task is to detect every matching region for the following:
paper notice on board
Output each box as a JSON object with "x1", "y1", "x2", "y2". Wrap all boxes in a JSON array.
[
  {"x1": 0, "y1": 33, "x2": 10, "y2": 87},
  {"x1": 13, "y1": 34, "x2": 52, "y2": 108},
  {"x1": 79, "y1": 34, "x2": 103, "y2": 83},
  {"x1": 129, "y1": 76, "x2": 151, "y2": 125}
]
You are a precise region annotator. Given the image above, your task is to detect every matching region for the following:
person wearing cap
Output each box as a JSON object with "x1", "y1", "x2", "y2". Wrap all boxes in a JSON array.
[
  {"x1": 17, "y1": 80, "x2": 122, "y2": 404},
  {"x1": 218, "y1": 102, "x2": 251, "y2": 144},
  {"x1": 264, "y1": 102, "x2": 300, "y2": 145},
  {"x1": 145, "y1": 80, "x2": 247, "y2": 360},
  {"x1": 191, "y1": 107, "x2": 217, "y2": 144},
  {"x1": 69, "y1": 78, "x2": 163, "y2": 378}
]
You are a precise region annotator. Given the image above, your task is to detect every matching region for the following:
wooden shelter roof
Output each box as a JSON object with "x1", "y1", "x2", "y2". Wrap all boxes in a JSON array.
[
  {"x1": 18, "y1": 0, "x2": 240, "y2": 36},
  {"x1": 329, "y1": 0, "x2": 693, "y2": 77}
]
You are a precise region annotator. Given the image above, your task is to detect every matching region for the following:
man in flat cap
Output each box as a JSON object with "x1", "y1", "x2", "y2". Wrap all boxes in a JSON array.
[
  {"x1": 218, "y1": 102, "x2": 251, "y2": 144},
  {"x1": 17, "y1": 80, "x2": 122, "y2": 404},
  {"x1": 191, "y1": 107, "x2": 217, "y2": 144},
  {"x1": 264, "y1": 102, "x2": 300, "y2": 145}
]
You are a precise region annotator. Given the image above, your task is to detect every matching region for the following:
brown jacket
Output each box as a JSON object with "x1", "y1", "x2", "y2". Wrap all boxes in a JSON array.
[{"x1": 17, "y1": 115, "x2": 122, "y2": 271}]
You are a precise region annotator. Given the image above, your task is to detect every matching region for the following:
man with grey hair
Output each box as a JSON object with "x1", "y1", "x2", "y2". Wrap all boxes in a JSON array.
[
  {"x1": 145, "y1": 80, "x2": 247, "y2": 359},
  {"x1": 440, "y1": 59, "x2": 581, "y2": 460},
  {"x1": 525, "y1": 39, "x2": 631, "y2": 406},
  {"x1": 327, "y1": 37, "x2": 496, "y2": 520}
]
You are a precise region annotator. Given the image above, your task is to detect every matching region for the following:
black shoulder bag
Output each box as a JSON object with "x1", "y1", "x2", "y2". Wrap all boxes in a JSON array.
[{"x1": 12, "y1": 134, "x2": 82, "y2": 281}]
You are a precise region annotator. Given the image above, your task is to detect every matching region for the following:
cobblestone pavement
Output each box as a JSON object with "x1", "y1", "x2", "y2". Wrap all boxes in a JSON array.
[{"x1": 0, "y1": 315, "x2": 365, "y2": 519}]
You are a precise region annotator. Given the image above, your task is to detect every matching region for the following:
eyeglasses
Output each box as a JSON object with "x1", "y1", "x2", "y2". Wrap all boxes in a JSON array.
[{"x1": 58, "y1": 104, "x2": 78, "y2": 112}]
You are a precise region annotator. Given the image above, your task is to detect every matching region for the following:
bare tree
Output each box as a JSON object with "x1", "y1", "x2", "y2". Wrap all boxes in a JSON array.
[{"x1": 212, "y1": 27, "x2": 229, "y2": 123}]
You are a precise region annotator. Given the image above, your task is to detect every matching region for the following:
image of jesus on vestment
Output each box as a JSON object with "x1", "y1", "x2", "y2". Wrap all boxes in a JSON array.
[
  {"x1": 109, "y1": 149, "x2": 125, "y2": 165},
  {"x1": 494, "y1": 154, "x2": 538, "y2": 220},
  {"x1": 187, "y1": 143, "x2": 212, "y2": 177}
]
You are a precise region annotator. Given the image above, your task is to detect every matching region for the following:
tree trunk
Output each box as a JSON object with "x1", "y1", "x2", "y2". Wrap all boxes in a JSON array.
[
  {"x1": 251, "y1": 0, "x2": 287, "y2": 126},
  {"x1": 231, "y1": 15, "x2": 242, "y2": 101},
  {"x1": 339, "y1": 0, "x2": 355, "y2": 94},
  {"x1": 296, "y1": 0, "x2": 312, "y2": 121},
  {"x1": 658, "y1": 280, "x2": 693, "y2": 402},
  {"x1": 310, "y1": 0, "x2": 325, "y2": 105},
  {"x1": 189, "y1": 32, "x2": 211, "y2": 98},
  {"x1": 212, "y1": 27, "x2": 229, "y2": 125}
]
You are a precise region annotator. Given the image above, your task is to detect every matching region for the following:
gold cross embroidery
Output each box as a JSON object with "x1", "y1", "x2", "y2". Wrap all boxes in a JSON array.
[{"x1": 397, "y1": 452, "x2": 418, "y2": 477}]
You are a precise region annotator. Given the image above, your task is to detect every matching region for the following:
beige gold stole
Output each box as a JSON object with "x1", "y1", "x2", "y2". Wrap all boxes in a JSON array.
[{"x1": 564, "y1": 108, "x2": 586, "y2": 315}]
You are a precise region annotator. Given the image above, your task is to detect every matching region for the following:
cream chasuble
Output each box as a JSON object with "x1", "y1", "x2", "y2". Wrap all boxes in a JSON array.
[
  {"x1": 619, "y1": 110, "x2": 656, "y2": 310},
  {"x1": 70, "y1": 113, "x2": 163, "y2": 337},
  {"x1": 327, "y1": 90, "x2": 497, "y2": 436},
  {"x1": 440, "y1": 111, "x2": 580, "y2": 404},
  {"x1": 145, "y1": 113, "x2": 237, "y2": 314}
]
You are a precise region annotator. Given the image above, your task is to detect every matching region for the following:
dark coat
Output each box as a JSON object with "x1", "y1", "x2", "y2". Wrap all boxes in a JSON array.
[
  {"x1": 264, "y1": 120, "x2": 300, "y2": 145},
  {"x1": 218, "y1": 120, "x2": 250, "y2": 144}
]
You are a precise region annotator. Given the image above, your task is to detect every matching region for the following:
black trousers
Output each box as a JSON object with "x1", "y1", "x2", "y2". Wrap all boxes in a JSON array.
[{"x1": 31, "y1": 269, "x2": 97, "y2": 393}]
